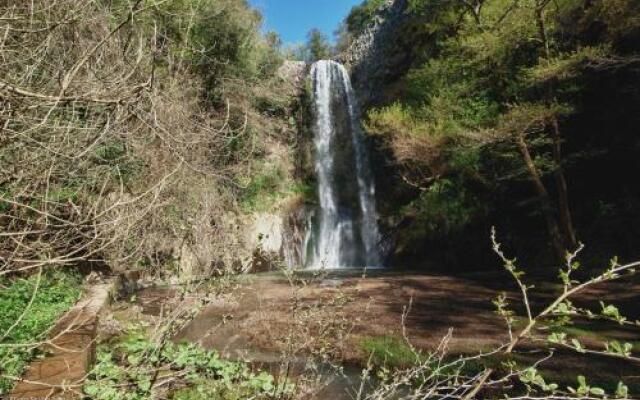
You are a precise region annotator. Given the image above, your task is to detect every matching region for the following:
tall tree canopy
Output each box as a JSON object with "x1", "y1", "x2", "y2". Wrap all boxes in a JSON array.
[{"x1": 305, "y1": 28, "x2": 333, "y2": 62}]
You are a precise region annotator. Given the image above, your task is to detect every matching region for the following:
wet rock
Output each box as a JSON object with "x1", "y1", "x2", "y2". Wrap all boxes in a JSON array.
[
  {"x1": 97, "y1": 312, "x2": 124, "y2": 340},
  {"x1": 84, "y1": 270, "x2": 104, "y2": 284}
]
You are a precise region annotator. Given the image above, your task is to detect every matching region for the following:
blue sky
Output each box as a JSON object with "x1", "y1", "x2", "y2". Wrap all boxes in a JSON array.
[{"x1": 248, "y1": 0, "x2": 363, "y2": 45}]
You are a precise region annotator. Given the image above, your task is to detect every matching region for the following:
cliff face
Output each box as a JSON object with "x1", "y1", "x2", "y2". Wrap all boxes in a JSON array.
[
  {"x1": 342, "y1": 0, "x2": 413, "y2": 108},
  {"x1": 239, "y1": 61, "x2": 314, "y2": 271},
  {"x1": 339, "y1": 0, "x2": 419, "y2": 265}
]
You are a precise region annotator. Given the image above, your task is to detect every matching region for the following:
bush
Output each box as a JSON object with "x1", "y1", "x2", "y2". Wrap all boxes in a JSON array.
[
  {"x1": 239, "y1": 165, "x2": 287, "y2": 212},
  {"x1": 84, "y1": 329, "x2": 289, "y2": 400},
  {"x1": 0, "y1": 0, "x2": 292, "y2": 277}
]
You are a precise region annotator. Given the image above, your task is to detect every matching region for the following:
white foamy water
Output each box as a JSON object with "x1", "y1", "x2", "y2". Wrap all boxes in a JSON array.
[{"x1": 307, "y1": 60, "x2": 381, "y2": 269}]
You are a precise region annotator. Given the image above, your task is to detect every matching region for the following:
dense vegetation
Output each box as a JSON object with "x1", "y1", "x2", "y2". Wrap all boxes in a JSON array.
[
  {"x1": 344, "y1": 0, "x2": 640, "y2": 268},
  {"x1": 1, "y1": 0, "x2": 639, "y2": 399},
  {"x1": 0, "y1": 270, "x2": 82, "y2": 393},
  {"x1": 85, "y1": 327, "x2": 289, "y2": 400},
  {"x1": 0, "y1": 0, "x2": 301, "y2": 395},
  {"x1": 345, "y1": 0, "x2": 386, "y2": 35},
  {"x1": 0, "y1": 0, "x2": 300, "y2": 278}
]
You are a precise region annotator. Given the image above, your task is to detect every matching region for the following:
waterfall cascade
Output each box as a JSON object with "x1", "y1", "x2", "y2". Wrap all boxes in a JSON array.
[{"x1": 305, "y1": 60, "x2": 381, "y2": 269}]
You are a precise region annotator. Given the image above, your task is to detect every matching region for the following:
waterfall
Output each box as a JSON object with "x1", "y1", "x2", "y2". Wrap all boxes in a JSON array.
[{"x1": 306, "y1": 60, "x2": 381, "y2": 269}]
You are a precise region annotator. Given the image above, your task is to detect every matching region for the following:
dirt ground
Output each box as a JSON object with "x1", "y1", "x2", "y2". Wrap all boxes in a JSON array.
[
  {"x1": 170, "y1": 272, "x2": 506, "y2": 360},
  {"x1": 132, "y1": 269, "x2": 640, "y2": 394}
]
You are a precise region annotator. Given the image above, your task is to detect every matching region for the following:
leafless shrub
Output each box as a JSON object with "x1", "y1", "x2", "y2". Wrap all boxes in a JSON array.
[
  {"x1": 353, "y1": 231, "x2": 639, "y2": 400},
  {"x1": 0, "y1": 0, "x2": 268, "y2": 277}
]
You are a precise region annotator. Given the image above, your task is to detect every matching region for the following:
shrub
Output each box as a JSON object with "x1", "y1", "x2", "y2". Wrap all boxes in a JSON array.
[{"x1": 84, "y1": 329, "x2": 289, "y2": 400}]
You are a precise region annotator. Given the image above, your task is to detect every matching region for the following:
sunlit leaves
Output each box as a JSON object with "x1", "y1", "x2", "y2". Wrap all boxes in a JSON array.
[
  {"x1": 604, "y1": 340, "x2": 634, "y2": 357},
  {"x1": 600, "y1": 301, "x2": 627, "y2": 325},
  {"x1": 568, "y1": 375, "x2": 606, "y2": 397},
  {"x1": 616, "y1": 381, "x2": 630, "y2": 399},
  {"x1": 84, "y1": 331, "x2": 289, "y2": 400},
  {"x1": 520, "y1": 367, "x2": 559, "y2": 393}
]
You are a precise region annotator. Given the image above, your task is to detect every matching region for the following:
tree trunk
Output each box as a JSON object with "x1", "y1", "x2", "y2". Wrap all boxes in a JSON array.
[
  {"x1": 534, "y1": 0, "x2": 578, "y2": 255},
  {"x1": 535, "y1": 5, "x2": 551, "y2": 60},
  {"x1": 516, "y1": 132, "x2": 567, "y2": 260},
  {"x1": 550, "y1": 117, "x2": 578, "y2": 251}
]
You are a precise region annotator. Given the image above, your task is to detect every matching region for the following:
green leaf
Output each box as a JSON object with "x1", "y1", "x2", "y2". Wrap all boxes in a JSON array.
[
  {"x1": 548, "y1": 332, "x2": 567, "y2": 344},
  {"x1": 600, "y1": 301, "x2": 626, "y2": 323},
  {"x1": 577, "y1": 375, "x2": 587, "y2": 386},
  {"x1": 137, "y1": 377, "x2": 152, "y2": 393},
  {"x1": 577, "y1": 375, "x2": 590, "y2": 395},
  {"x1": 571, "y1": 338, "x2": 585, "y2": 353},
  {"x1": 616, "y1": 381, "x2": 629, "y2": 398}
]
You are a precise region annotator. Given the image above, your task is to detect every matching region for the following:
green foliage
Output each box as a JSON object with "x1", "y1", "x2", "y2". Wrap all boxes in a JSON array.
[
  {"x1": 239, "y1": 165, "x2": 287, "y2": 212},
  {"x1": 92, "y1": 139, "x2": 142, "y2": 185},
  {"x1": 0, "y1": 271, "x2": 82, "y2": 395},
  {"x1": 253, "y1": 96, "x2": 289, "y2": 119},
  {"x1": 172, "y1": 373, "x2": 281, "y2": 400},
  {"x1": 599, "y1": 301, "x2": 627, "y2": 324},
  {"x1": 290, "y1": 181, "x2": 316, "y2": 204},
  {"x1": 520, "y1": 367, "x2": 559, "y2": 393},
  {"x1": 405, "y1": 57, "x2": 501, "y2": 127},
  {"x1": 239, "y1": 163, "x2": 314, "y2": 212},
  {"x1": 574, "y1": 0, "x2": 640, "y2": 47},
  {"x1": 604, "y1": 340, "x2": 634, "y2": 357},
  {"x1": 258, "y1": 31, "x2": 285, "y2": 78},
  {"x1": 282, "y1": 43, "x2": 309, "y2": 62},
  {"x1": 345, "y1": 0, "x2": 386, "y2": 34},
  {"x1": 149, "y1": 0, "x2": 284, "y2": 101},
  {"x1": 403, "y1": 178, "x2": 485, "y2": 238},
  {"x1": 360, "y1": 335, "x2": 423, "y2": 368},
  {"x1": 569, "y1": 375, "x2": 607, "y2": 397},
  {"x1": 84, "y1": 330, "x2": 289, "y2": 400},
  {"x1": 0, "y1": 188, "x2": 11, "y2": 213},
  {"x1": 305, "y1": 28, "x2": 333, "y2": 62},
  {"x1": 367, "y1": 103, "x2": 428, "y2": 139},
  {"x1": 361, "y1": 0, "x2": 640, "y2": 261},
  {"x1": 616, "y1": 381, "x2": 630, "y2": 398}
]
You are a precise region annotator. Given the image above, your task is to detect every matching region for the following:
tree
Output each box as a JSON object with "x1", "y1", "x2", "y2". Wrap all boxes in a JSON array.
[
  {"x1": 493, "y1": 104, "x2": 576, "y2": 260},
  {"x1": 283, "y1": 43, "x2": 308, "y2": 61},
  {"x1": 258, "y1": 31, "x2": 284, "y2": 77},
  {"x1": 345, "y1": 0, "x2": 385, "y2": 34},
  {"x1": 334, "y1": 21, "x2": 352, "y2": 55},
  {"x1": 305, "y1": 28, "x2": 332, "y2": 62},
  {"x1": 265, "y1": 31, "x2": 282, "y2": 50}
]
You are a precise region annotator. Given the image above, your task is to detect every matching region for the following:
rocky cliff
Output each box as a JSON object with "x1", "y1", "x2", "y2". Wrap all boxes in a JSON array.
[{"x1": 341, "y1": 0, "x2": 414, "y2": 108}]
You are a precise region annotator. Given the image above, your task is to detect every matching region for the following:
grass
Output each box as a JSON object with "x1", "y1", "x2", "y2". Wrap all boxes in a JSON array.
[
  {"x1": 359, "y1": 335, "x2": 424, "y2": 368},
  {"x1": 0, "y1": 270, "x2": 82, "y2": 395}
]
